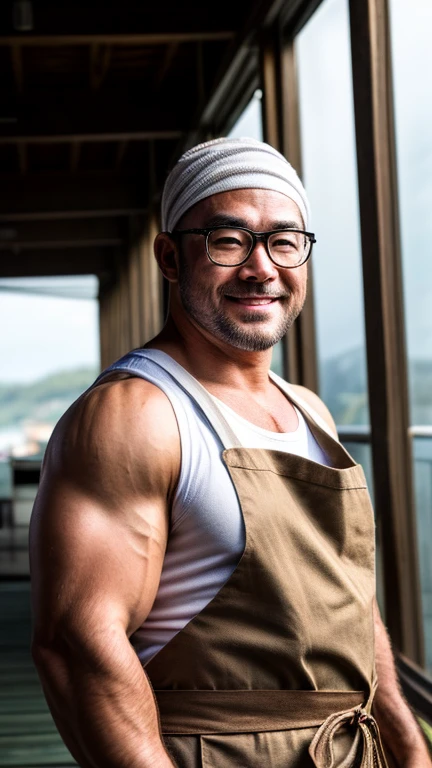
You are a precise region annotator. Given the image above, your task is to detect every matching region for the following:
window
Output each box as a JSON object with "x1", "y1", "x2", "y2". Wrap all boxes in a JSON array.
[
  {"x1": 296, "y1": 0, "x2": 369, "y2": 427},
  {"x1": 228, "y1": 90, "x2": 263, "y2": 141},
  {"x1": 0, "y1": 276, "x2": 99, "y2": 577},
  {"x1": 390, "y1": 0, "x2": 432, "y2": 672}
]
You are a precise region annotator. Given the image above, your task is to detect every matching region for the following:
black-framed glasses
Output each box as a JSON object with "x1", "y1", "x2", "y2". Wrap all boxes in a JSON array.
[{"x1": 170, "y1": 226, "x2": 316, "y2": 268}]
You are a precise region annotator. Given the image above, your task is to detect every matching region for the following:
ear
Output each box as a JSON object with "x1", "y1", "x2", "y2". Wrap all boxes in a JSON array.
[{"x1": 154, "y1": 233, "x2": 180, "y2": 283}]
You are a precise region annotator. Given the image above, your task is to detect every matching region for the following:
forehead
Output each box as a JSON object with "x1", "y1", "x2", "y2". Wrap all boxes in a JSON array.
[{"x1": 177, "y1": 188, "x2": 304, "y2": 229}]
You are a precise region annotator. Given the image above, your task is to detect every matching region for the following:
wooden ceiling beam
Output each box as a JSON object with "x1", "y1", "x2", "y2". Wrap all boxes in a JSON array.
[
  {"x1": 0, "y1": 246, "x2": 118, "y2": 277},
  {"x1": 17, "y1": 142, "x2": 27, "y2": 174},
  {"x1": 0, "y1": 174, "x2": 146, "y2": 221},
  {"x1": 10, "y1": 44, "x2": 23, "y2": 92},
  {"x1": 155, "y1": 42, "x2": 180, "y2": 88},
  {"x1": 90, "y1": 43, "x2": 112, "y2": 90},
  {"x1": 0, "y1": 131, "x2": 182, "y2": 145},
  {"x1": 0, "y1": 0, "x2": 239, "y2": 41},
  {"x1": 70, "y1": 141, "x2": 81, "y2": 173},
  {"x1": 115, "y1": 140, "x2": 128, "y2": 171},
  {"x1": 0, "y1": 33, "x2": 233, "y2": 47},
  {"x1": 0, "y1": 238, "x2": 122, "y2": 251},
  {"x1": 0, "y1": 218, "x2": 125, "y2": 243},
  {"x1": 0, "y1": 93, "x2": 187, "y2": 143}
]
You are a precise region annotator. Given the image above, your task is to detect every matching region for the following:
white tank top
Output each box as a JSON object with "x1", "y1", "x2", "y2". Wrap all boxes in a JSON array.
[{"x1": 95, "y1": 349, "x2": 334, "y2": 665}]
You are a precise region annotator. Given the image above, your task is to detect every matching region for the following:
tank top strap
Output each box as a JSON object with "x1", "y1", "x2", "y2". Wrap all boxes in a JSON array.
[
  {"x1": 96, "y1": 348, "x2": 337, "y2": 450},
  {"x1": 95, "y1": 348, "x2": 241, "y2": 450},
  {"x1": 269, "y1": 370, "x2": 337, "y2": 440}
]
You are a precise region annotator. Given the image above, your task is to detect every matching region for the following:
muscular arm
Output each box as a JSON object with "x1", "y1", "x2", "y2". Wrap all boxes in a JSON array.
[
  {"x1": 373, "y1": 602, "x2": 431, "y2": 767},
  {"x1": 292, "y1": 385, "x2": 430, "y2": 766},
  {"x1": 30, "y1": 379, "x2": 180, "y2": 768}
]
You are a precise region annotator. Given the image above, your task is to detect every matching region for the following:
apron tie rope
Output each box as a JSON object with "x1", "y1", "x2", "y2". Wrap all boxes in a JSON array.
[{"x1": 309, "y1": 704, "x2": 389, "y2": 768}]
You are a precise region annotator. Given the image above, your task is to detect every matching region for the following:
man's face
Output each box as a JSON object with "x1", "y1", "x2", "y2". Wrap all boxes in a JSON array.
[{"x1": 174, "y1": 188, "x2": 308, "y2": 352}]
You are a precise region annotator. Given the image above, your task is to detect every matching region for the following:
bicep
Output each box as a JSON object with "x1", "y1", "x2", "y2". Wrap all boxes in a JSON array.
[
  {"x1": 30, "y1": 479, "x2": 168, "y2": 642},
  {"x1": 30, "y1": 380, "x2": 179, "y2": 645}
]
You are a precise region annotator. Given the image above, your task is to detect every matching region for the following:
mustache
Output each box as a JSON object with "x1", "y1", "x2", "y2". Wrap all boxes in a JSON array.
[{"x1": 222, "y1": 284, "x2": 290, "y2": 299}]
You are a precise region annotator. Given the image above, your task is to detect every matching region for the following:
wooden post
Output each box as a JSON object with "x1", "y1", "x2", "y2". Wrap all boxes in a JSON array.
[
  {"x1": 349, "y1": 0, "x2": 423, "y2": 662},
  {"x1": 260, "y1": 26, "x2": 318, "y2": 390}
]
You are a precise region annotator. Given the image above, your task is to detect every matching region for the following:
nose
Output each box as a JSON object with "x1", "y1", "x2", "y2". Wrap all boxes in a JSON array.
[{"x1": 236, "y1": 240, "x2": 279, "y2": 282}]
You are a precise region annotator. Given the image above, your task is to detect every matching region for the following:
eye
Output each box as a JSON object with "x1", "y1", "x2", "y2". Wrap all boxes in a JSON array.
[
  {"x1": 270, "y1": 231, "x2": 303, "y2": 251},
  {"x1": 209, "y1": 228, "x2": 248, "y2": 249},
  {"x1": 213, "y1": 236, "x2": 243, "y2": 247}
]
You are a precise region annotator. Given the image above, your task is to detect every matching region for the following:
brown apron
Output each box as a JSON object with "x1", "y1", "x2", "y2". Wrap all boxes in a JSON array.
[{"x1": 141, "y1": 358, "x2": 389, "y2": 768}]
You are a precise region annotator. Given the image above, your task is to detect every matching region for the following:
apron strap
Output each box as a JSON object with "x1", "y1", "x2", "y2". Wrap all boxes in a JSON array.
[
  {"x1": 155, "y1": 688, "x2": 388, "y2": 766},
  {"x1": 97, "y1": 348, "x2": 338, "y2": 448},
  {"x1": 154, "y1": 689, "x2": 366, "y2": 735},
  {"x1": 308, "y1": 703, "x2": 389, "y2": 768},
  {"x1": 269, "y1": 370, "x2": 337, "y2": 440}
]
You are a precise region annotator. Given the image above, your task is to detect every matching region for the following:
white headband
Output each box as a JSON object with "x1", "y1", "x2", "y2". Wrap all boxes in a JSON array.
[{"x1": 161, "y1": 137, "x2": 310, "y2": 232}]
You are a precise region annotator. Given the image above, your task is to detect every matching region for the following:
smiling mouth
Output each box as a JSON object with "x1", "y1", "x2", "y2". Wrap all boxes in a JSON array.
[{"x1": 225, "y1": 296, "x2": 280, "y2": 306}]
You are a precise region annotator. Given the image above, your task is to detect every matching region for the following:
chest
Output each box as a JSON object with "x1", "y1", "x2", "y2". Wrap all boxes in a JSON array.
[{"x1": 213, "y1": 387, "x2": 298, "y2": 433}]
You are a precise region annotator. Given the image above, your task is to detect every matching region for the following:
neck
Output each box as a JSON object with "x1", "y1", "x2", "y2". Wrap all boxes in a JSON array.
[{"x1": 147, "y1": 312, "x2": 274, "y2": 395}]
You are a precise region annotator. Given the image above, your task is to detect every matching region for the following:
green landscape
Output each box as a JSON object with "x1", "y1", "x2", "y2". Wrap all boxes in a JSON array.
[
  {"x1": 0, "y1": 348, "x2": 431, "y2": 454},
  {"x1": 0, "y1": 367, "x2": 98, "y2": 431}
]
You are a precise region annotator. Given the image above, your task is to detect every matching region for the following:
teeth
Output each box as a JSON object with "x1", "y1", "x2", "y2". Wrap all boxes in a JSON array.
[
  {"x1": 228, "y1": 297, "x2": 276, "y2": 303},
  {"x1": 237, "y1": 298, "x2": 274, "y2": 304}
]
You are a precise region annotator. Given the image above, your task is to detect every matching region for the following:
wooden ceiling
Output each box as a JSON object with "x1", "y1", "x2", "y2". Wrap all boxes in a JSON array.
[{"x1": 0, "y1": 1, "x2": 280, "y2": 280}]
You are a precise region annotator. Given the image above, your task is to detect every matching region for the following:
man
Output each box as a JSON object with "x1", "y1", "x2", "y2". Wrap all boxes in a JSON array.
[{"x1": 30, "y1": 138, "x2": 430, "y2": 768}]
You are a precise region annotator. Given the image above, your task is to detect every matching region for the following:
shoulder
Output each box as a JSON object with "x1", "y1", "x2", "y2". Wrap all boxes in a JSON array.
[
  {"x1": 43, "y1": 376, "x2": 181, "y2": 504},
  {"x1": 289, "y1": 384, "x2": 338, "y2": 438}
]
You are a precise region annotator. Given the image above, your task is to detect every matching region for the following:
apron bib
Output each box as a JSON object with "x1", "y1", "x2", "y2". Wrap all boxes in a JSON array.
[{"x1": 132, "y1": 352, "x2": 388, "y2": 768}]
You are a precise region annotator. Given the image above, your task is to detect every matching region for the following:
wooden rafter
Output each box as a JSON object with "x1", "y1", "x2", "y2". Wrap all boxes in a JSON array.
[
  {"x1": 0, "y1": 217, "x2": 125, "y2": 243},
  {"x1": 10, "y1": 44, "x2": 23, "y2": 91},
  {"x1": 0, "y1": 32, "x2": 234, "y2": 47},
  {"x1": 0, "y1": 174, "x2": 146, "y2": 221},
  {"x1": 90, "y1": 43, "x2": 112, "y2": 90},
  {"x1": 0, "y1": 246, "x2": 118, "y2": 277},
  {"x1": 155, "y1": 42, "x2": 179, "y2": 88},
  {"x1": 17, "y1": 142, "x2": 27, "y2": 174},
  {"x1": 115, "y1": 140, "x2": 128, "y2": 171},
  {"x1": 69, "y1": 141, "x2": 81, "y2": 172},
  {"x1": 0, "y1": 92, "x2": 186, "y2": 143}
]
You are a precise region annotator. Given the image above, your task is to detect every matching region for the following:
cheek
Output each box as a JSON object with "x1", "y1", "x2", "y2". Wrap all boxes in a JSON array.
[{"x1": 285, "y1": 266, "x2": 307, "y2": 294}]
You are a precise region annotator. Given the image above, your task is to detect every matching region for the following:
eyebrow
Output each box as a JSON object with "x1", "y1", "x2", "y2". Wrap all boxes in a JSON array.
[{"x1": 203, "y1": 214, "x2": 304, "y2": 230}]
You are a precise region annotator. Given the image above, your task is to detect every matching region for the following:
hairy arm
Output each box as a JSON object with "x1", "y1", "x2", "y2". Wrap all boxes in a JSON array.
[
  {"x1": 373, "y1": 602, "x2": 431, "y2": 767},
  {"x1": 30, "y1": 379, "x2": 180, "y2": 768}
]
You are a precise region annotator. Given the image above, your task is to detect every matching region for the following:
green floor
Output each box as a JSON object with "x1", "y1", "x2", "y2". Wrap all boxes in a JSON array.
[{"x1": 0, "y1": 582, "x2": 76, "y2": 767}]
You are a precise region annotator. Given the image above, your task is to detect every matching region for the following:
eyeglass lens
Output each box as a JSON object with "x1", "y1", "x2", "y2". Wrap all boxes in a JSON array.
[{"x1": 207, "y1": 228, "x2": 310, "y2": 267}]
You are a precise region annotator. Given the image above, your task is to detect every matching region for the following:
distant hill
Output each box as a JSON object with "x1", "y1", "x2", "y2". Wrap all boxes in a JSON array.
[
  {"x1": 0, "y1": 367, "x2": 98, "y2": 428},
  {"x1": 0, "y1": 349, "x2": 431, "y2": 434},
  {"x1": 321, "y1": 347, "x2": 432, "y2": 426}
]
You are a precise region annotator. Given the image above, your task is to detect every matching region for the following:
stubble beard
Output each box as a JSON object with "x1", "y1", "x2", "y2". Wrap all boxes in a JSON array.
[{"x1": 178, "y1": 264, "x2": 304, "y2": 352}]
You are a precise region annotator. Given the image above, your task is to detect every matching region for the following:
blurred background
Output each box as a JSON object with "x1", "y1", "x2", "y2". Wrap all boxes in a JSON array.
[{"x1": 0, "y1": 0, "x2": 431, "y2": 764}]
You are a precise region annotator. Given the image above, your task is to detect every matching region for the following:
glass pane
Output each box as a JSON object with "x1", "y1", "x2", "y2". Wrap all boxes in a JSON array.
[
  {"x1": 296, "y1": 0, "x2": 369, "y2": 427},
  {"x1": 390, "y1": 0, "x2": 432, "y2": 672},
  {"x1": 390, "y1": 0, "x2": 432, "y2": 427},
  {"x1": 228, "y1": 89, "x2": 263, "y2": 141},
  {"x1": 412, "y1": 435, "x2": 432, "y2": 675},
  {"x1": 0, "y1": 276, "x2": 100, "y2": 577}
]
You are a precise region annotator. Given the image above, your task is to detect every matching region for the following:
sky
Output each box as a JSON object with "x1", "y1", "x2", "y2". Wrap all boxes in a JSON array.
[{"x1": 0, "y1": 276, "x2": 100, "y2": 383}]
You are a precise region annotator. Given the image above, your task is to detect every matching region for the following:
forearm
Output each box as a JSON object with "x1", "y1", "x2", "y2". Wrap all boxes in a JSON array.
[
  {"x1": 373, "y1": 606, "x2": 431, "y2": 767},
  {"x1": 33, "y1": 627, "x2": 174, "y2": 768}
]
